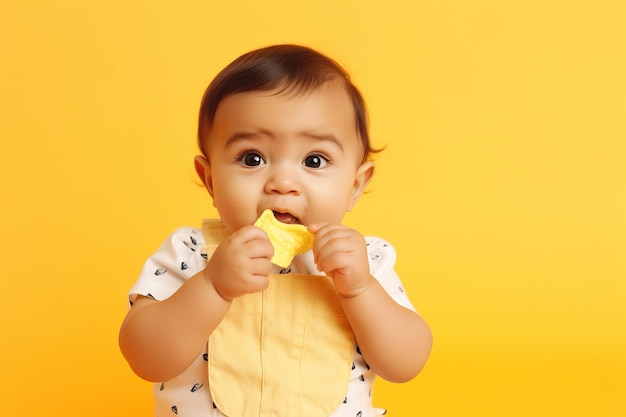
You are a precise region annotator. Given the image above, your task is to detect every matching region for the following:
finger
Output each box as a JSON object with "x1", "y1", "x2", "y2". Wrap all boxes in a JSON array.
[
  {"x1": 234, "y1": 225, "x2": 271, "y2": 244},
  {"x1": 312, "y1": 228, "x2": 355, "y2": 259},
  {"x1": 243, "y1": 237, "x2": 275, "y2": 260},
  {"x1": 229, "y1": 226, "x2": 274, "y2": 259},
  {"x1": 307, "y1": 222, "x2": 328, "y2": 234},
  {"x1": 310, "y1": 224, "x2": 344, "y2": 247},
  {"x1": 248, "y1": 257, "x2": 274, "y2": 278},
  {"x1": 315, "y1": 244, "x2": 356, "y2": 275},
  {"x1": 246, "y1": 272, "x2": 271, "y2": 293}
]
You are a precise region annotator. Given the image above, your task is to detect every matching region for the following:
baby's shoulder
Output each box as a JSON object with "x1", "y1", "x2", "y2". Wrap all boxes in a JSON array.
[
  {"x1": 155, "y1": 226, "x2": 206, "y2": 255},
  {"x1": 169, "y1": 225, "x2": 204, "y2": 242}
]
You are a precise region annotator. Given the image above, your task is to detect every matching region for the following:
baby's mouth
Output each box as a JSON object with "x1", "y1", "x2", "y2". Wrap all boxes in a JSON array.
[{"x1": 272, "y1": 211, "x2": 300, "y2": 225}]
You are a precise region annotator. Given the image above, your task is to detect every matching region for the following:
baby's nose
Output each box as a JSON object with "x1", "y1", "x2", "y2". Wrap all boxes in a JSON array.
[{"x1": 264, "y1": 166, "x2": 301, "y2": 194}]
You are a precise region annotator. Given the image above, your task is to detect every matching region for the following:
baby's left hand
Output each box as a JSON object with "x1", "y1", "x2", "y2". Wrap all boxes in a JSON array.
[{"x1": 308, "y1": 223, "x2": 372, "y2": 298}]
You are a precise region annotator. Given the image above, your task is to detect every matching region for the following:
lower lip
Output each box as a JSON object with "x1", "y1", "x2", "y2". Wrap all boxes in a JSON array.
[{"x1": 273, "y1": 211, "x2": 300, "y2": 224}]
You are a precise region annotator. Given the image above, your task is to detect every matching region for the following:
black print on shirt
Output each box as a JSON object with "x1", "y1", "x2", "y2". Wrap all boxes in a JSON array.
[{"x1": 184, "y1": 236, "x2": 197, "y2": 252}]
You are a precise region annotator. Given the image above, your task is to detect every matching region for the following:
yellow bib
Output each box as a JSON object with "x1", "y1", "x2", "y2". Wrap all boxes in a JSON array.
[{"x1": 202, "y1": 220, "x2": 354, "y2": 417}]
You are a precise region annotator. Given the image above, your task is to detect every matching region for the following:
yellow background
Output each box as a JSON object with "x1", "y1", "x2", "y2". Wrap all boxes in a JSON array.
[{"x1": 1, "y1": 1, "x2": 624, "y2": 415}]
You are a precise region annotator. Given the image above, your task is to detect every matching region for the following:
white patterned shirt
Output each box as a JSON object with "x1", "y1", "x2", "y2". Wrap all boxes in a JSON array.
[{"x1": 128, "y1": 225, "x2": 417, "y2": 417}]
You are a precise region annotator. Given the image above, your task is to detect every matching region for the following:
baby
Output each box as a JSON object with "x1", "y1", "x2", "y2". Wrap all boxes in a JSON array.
[{"x1": 119, "y1": 44, "x2": 432, "y2": 417}]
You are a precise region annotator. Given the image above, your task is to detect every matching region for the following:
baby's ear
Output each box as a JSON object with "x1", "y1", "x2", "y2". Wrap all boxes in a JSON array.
[
  {"x1": 348, "y1": 161, "x2": 374, "y2": 211},
  {"x1": 194, "y1": 155, "x2": 214, "y2": 198}
]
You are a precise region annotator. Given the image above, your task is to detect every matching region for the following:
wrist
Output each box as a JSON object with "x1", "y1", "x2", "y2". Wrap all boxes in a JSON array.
[
  {"x1": 202, "y1": 267, "x2": 233, "y2": 303},
  {"x1": 338, "y1": 274, "x2": 373, "y2": 299}
]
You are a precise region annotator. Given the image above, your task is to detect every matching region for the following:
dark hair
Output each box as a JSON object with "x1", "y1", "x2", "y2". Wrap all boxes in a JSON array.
[{"x1": 197, "y1": 44, "x2": 379, "y2": 162}]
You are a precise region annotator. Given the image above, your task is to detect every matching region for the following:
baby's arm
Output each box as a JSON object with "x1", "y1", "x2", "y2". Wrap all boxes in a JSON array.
[
  {"x1": 118, "y1": 272, "x2": 230, "y2": 382},
  {"x1": 339, "y1": 276, "x2": 432, "y2": 382},
  {"x1": 309, "y1": 223, "x2": 432, "y2": 383},
  {"x1": 119, "y1": 226, "x2": 273, "y2": 382}
]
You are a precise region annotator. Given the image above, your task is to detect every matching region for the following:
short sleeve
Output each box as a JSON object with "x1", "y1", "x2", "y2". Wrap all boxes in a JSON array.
[
  {"x1": 365, "y1": 236, "x2": 417, "y2": 313},
  {"x1": 128, "y1": 227, "x2": 206, "y2": 305}
]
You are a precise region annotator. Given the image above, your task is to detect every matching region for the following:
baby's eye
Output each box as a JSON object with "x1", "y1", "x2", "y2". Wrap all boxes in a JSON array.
[
  {"x1": 239, "y1": 152, "x2": 266, "y2": 167},
  {"x1": 303, "y1": 154, "x2": 328, "y2": 169}
]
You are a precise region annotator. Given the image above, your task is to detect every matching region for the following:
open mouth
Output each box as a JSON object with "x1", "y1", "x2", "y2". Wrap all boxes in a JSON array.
[{"x1": 272, "y1": 210, "x2": 300, "y2": 225}]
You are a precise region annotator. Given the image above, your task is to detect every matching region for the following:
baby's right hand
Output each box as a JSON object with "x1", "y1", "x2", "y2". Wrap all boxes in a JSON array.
[{"x1": 203, "y1": 225, "x2": 274, "y2": 301}]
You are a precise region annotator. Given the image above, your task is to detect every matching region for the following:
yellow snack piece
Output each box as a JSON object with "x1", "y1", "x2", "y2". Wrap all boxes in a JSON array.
[{"x1": 254, "y1": 209, "x2": 314, "y2": 268}]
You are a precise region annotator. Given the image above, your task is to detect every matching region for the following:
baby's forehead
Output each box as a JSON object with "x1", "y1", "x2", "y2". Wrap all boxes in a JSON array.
[
  {"x1": 228, "y1": 79, "x2": 349, "y2": 103},
  {"x1": 217, "y1": 88, "x2": 356, "y2": 131}
]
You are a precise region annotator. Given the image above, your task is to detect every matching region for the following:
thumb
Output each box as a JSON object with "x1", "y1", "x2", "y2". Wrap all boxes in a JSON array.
[{"x1": 307, "y1": 223, "x2": 328, "y2": 234}]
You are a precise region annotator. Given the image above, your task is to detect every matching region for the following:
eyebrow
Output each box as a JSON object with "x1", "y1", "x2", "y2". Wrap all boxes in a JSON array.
[
  {"x1": 225, "y1": 130, "x2": 344, "y2": 152},
  {"x1": 300, "y1": 132, "x2": 344, "y2": 152},
  {"x1": 224, "y1": 131, "x2": 263, "y2": 147}
]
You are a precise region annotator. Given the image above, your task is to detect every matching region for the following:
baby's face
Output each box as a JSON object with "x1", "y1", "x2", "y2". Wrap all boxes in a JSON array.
[{"x1": 198, "y1": 84, "x2": 372, "y2": 233}]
